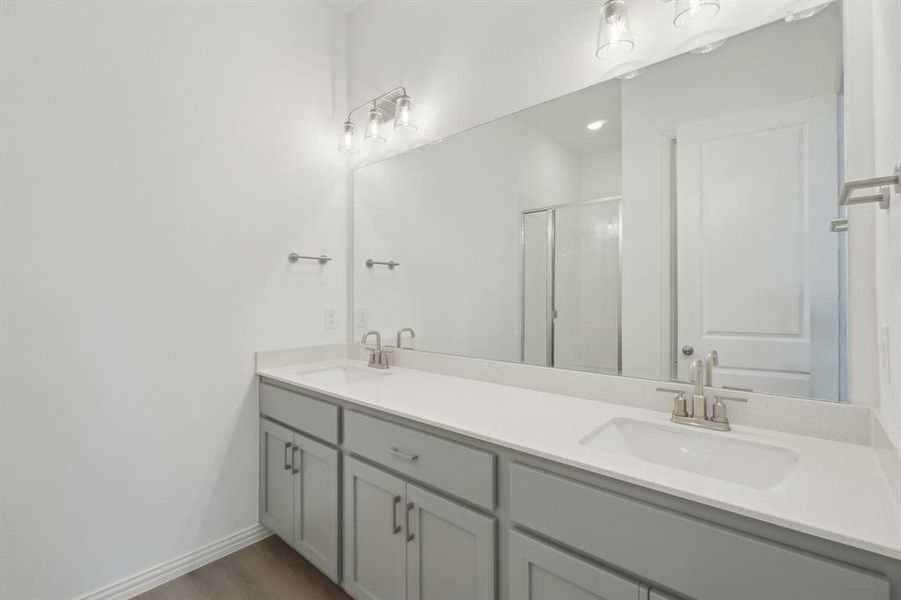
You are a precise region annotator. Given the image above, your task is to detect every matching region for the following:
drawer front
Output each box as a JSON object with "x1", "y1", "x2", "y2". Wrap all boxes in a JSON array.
[
  {"x1": 344, "y1": 411, "x2": 495, "y2": 510},
  {"x1": 509, "y1": 463, "x2": 889, "y2": 600},
  {"x1": 509, "y1": 530, "x2": 639, "y2": 600},
  {"x1": 260, "y1": 381, "x2": 339, "y2": 445}
]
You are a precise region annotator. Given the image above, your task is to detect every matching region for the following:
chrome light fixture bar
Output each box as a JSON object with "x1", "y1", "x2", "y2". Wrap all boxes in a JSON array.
[{"x1": 338, "y1": 87, "x2": 417, "y2": 153}]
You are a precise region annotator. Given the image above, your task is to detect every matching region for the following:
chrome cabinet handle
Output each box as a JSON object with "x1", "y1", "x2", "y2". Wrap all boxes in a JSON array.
[
  {"x1": 284, "y1": 442, "x2": 292, "y2": 471},
  {"x1": 391, "y1": 495, "x2": 402, "y2": 534},
  {"x1": 292, "y1": 445, "x2": 299, "y2": 474},
  {"x1": 681, "y1": 345, "x2": 694, "y2": 356},
  {"x1": 390, "y1": 446, "x2": 419, "y2": 462},
  {"x1": 406, "y1": 502, "x2": 415, "y2": 542}
]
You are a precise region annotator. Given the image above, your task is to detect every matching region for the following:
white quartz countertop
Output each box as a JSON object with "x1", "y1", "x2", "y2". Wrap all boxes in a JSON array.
[{"x1": 258, "y1": 359, "x2": 901, "y2": 560}]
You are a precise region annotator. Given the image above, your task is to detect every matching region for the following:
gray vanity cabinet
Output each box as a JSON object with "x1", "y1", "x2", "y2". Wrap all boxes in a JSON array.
[
  {"x1": 343, "y1": 456, "x2": 409, "y2": 600},
  {"x1": 260, "y1": 418, "x2": 296, "y2": 545},
  {"x1": 406, "y1": 484, "x2": 495, "y2": 600},
  {"x1": 344, "y1": 455, "x2": 496, "y2": 600},
  {"x1": 259, "y1": 417, "x2": 340, "y2": 581},
  {"x1": 291, "y1": 431, "x2": 340, "y2": 581},
  {"x1": 509, "y1": 530, "x2": 640, "y2": 600}
]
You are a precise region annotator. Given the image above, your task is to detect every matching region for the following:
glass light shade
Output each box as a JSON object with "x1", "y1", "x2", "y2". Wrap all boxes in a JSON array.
[
  {"x1": 673, "y1": 0, "x2": 720, "y2": 28},
  {"x1": 690, "y1": 39, "x2": 725, "y2": 54},
  {"x1": 596, "y1": 0, "x2": 635, "y2": 61},
  {"x1": 364, "y1": 108, "x2": 386, "y2": 144},
  {"x1": 338, "y1": 121, "x2": 359, "y2": 154},
  {"x1": 785, "y1": 1, "x2": 831, "y2": 22},
  {"x1": 394, "y1": 94, "x2": 418, "y2": 132}
]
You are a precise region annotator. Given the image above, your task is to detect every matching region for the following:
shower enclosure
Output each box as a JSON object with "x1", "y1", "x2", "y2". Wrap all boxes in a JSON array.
[{"x1": 521, "y1": 198, "x2": 622, "y2": 374}]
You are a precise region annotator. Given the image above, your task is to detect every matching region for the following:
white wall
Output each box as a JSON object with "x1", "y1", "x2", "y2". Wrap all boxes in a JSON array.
[
  {"x1": 844, "y1": 0, "x2": 901, "y2": 440},
  {"x1": 0, "y1": 2, "x2": 348, "y2": 598}
]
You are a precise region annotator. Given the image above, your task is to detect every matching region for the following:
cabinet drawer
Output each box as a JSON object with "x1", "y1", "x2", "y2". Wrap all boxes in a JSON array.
[
  {"x1": 260, "y1": 381, "x2": 339, "y2": 445},
  {"x1": 509, "y1": 530, "x2": 639, "y2": 600},
  {"x1": 344, "y1": 411, "x2": 495, "y2": 510},
  {"x1": 509, "y1": 463, "x2": 889, "y2": 600}
]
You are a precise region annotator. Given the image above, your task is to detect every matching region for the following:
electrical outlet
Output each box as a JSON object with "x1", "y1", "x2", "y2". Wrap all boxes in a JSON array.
[
  {"x1": 324, "y1": 307, "x2": 337, "y2": 330},
  {"x1": 356, "y1": 307, "x2": 368, "y2": 328}
]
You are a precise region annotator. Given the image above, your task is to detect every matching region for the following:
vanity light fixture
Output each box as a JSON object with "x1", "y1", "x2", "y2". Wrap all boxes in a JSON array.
[
  {"x1": 596, "y1": 0, "x2": 635, "y2": 61},
  {"x1": 338, "y1": 121, "x2": 360, "y2": 154},
  {"x1": 394, "y1": 94, "x2": 418, "y2": 132},
  {"x1": 785, "y1": 1, "x2": 832, "y2": 23},
  {"x1": 338, "y1": 86, "x2": 417, "y2": 153},
  {"x1": 586, "y1": 120, "x2": 607, "y2": 131},
  {"x1": 673, "y1": 0, "x2": 720, "y2": 28},
  {"x1": 364, "y1": 104, "x2": 386, "y2": 144},
  {"x1": 690, "y1": 38, "x2": 725, "y2": 54}
]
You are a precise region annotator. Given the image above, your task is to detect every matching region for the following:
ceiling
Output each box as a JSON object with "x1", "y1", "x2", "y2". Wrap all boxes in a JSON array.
[
  {"x1": 322, "y1": 0, "x2": 367, "y2": 14},
  {"x1": 514, "y1": 79, "x2": 622, "y2": 156}
]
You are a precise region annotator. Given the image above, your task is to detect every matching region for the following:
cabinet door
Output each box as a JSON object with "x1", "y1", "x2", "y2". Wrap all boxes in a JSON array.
[
  {"x1": 406, "y1": 484, "x2": 495, "y2": 600},
  {"x1": 509, "y1": 530, "x2": 639, "y2": 600},
  {"x1": 259, "y1": 419, "x2": 295, "y2": 545},
  {"x1": 293, "y1": 432, "x2": 339, "y2": 582},
  {"x1": 344, "y1": 456, "x2": 407, "y2": 600}
]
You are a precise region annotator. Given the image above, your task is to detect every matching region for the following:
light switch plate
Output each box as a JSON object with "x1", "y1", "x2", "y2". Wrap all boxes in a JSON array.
[{"x1": 324, "y1": 307, "x2": 337, "y2": 330}]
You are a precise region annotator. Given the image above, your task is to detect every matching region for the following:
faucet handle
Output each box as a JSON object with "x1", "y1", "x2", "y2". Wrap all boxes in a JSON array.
[
  {"x1": 656, "y1": 387, "x2": 689, "y2": 418},
  {"x1": 711, "y1": 394, "x2": 747, "y2": 424}
]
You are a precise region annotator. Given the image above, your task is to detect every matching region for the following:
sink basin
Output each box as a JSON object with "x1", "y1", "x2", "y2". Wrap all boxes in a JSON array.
[
  {"x1": 296, "y1": 365, "x2": 388, "y2": 385},
  {"x1": 580, "y1": 418, "x2": 798, "y2": 490}
]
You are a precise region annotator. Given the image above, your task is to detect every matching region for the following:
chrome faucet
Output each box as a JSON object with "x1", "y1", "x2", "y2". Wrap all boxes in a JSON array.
[
  {"x1": 656, "y1": 350, "x2": 746, "y2": 431},
  {"x1": 396, "y1": 327, "x2": 416, "y2": 349},
  {"x1": 361, "y1": 330, "x2": 391, "y2": 369}
]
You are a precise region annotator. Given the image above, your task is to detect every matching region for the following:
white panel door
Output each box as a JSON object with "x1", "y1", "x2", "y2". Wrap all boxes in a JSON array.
[
  {"x1": 293, "y1": 432, "x2": 340, "y2": 582},
  {"x1": 343, "y1": 456, "x2": 407, "y2": 600},
  {"x1": 676, "y1": 95, "x2": 839, "y2": 398},
  {"x1": 405, "y1": 484, "x2": 495, "y2": 600}
]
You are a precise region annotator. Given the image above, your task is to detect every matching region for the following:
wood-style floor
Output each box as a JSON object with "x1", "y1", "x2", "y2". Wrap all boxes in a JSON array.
[{"x1": 135, "y1": 535, "x2": 352, "y2": 600}]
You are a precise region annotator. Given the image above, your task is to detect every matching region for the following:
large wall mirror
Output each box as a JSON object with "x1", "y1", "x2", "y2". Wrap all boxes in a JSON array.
[{"x1": 353, "y1": 5, "x2": 847, "y2": 402}]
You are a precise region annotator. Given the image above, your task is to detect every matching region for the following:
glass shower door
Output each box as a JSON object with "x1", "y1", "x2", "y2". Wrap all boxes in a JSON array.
[
  {"x1": 553, "y1": 201, "x2": 621, "y2": 374},
  {"x1": 521, "y1": 200, "x2": 621, "y2": 373}
]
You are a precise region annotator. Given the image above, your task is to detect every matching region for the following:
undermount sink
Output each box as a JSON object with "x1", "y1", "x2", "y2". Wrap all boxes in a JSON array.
[
  {"x1": 296, "y1": 365, "x2": 388, "y2": 384},
  {"x1": 580, "y1": 418, "x2": 798, "y2": 490}
]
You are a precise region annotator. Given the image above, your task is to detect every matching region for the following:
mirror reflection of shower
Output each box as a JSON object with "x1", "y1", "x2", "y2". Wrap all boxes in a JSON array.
[{"x1": 522, "y1": 198, "x2": 622, "y2": 374}]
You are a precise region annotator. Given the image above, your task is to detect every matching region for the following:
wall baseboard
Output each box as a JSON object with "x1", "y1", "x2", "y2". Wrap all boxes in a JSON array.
[{"x1": 80, "y1": 524, "x2": 272, "y2": 600}]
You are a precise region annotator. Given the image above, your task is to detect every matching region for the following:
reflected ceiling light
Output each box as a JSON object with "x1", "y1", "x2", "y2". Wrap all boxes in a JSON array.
[
  {"x1": 364, "y1": 104, "x2": 386, "y2": 144},
  {"x1": 690, "y1": 39, "x2": 725, "y2": 54},
  {"x1": 617, "y1": 67, "x2": 645, "y2": 80},
  {"x1": 673, "y1": 0, "x2": 720, "y2": 28},
  {"x1": 394, "y1": 94, "x2": 418, "y2": 132},
  {"x1": 338, "y1": 121, "x2": 359, "y2": 154},
  {"x1": 596, "y1": 0, "x2": 635, "y2": 61},
  {"x1": 586, "y1": 120, "x2": 607, "y2": 131},
  {"x1": 338, "y1": 86, "x2": 416, "y2": 153},
  {"x1": 785, "y1": 1, "x2": 831, "y2": 22}
]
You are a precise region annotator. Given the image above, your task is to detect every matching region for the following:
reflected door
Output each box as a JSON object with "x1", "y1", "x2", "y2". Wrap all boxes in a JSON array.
[
  {"x1": 522, "y1": 200, "x2": 621, "y2": 374},
  {"x1": 676, "y1": 95, "x2": 839, "y2": 398}
]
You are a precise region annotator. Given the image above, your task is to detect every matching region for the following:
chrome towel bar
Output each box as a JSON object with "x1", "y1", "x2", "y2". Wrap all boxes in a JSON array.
[
  {"x1": 366, "y1": 259, "x2": 399, "y2": 269},
  {"x1": 288, "y1": 253, "x2": 332, "y2": 264},
  {"x1": 838, "y1": 164, "x2": 900, "y2": 209}
]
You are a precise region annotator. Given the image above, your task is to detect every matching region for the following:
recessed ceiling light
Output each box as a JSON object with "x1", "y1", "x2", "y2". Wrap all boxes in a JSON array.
[
  {"x1": 690, "y1": 39, "x2": 725, "y2": 54},
  {"x1": 586, "y1": 120, "x2": 607, "y2": 131}
]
